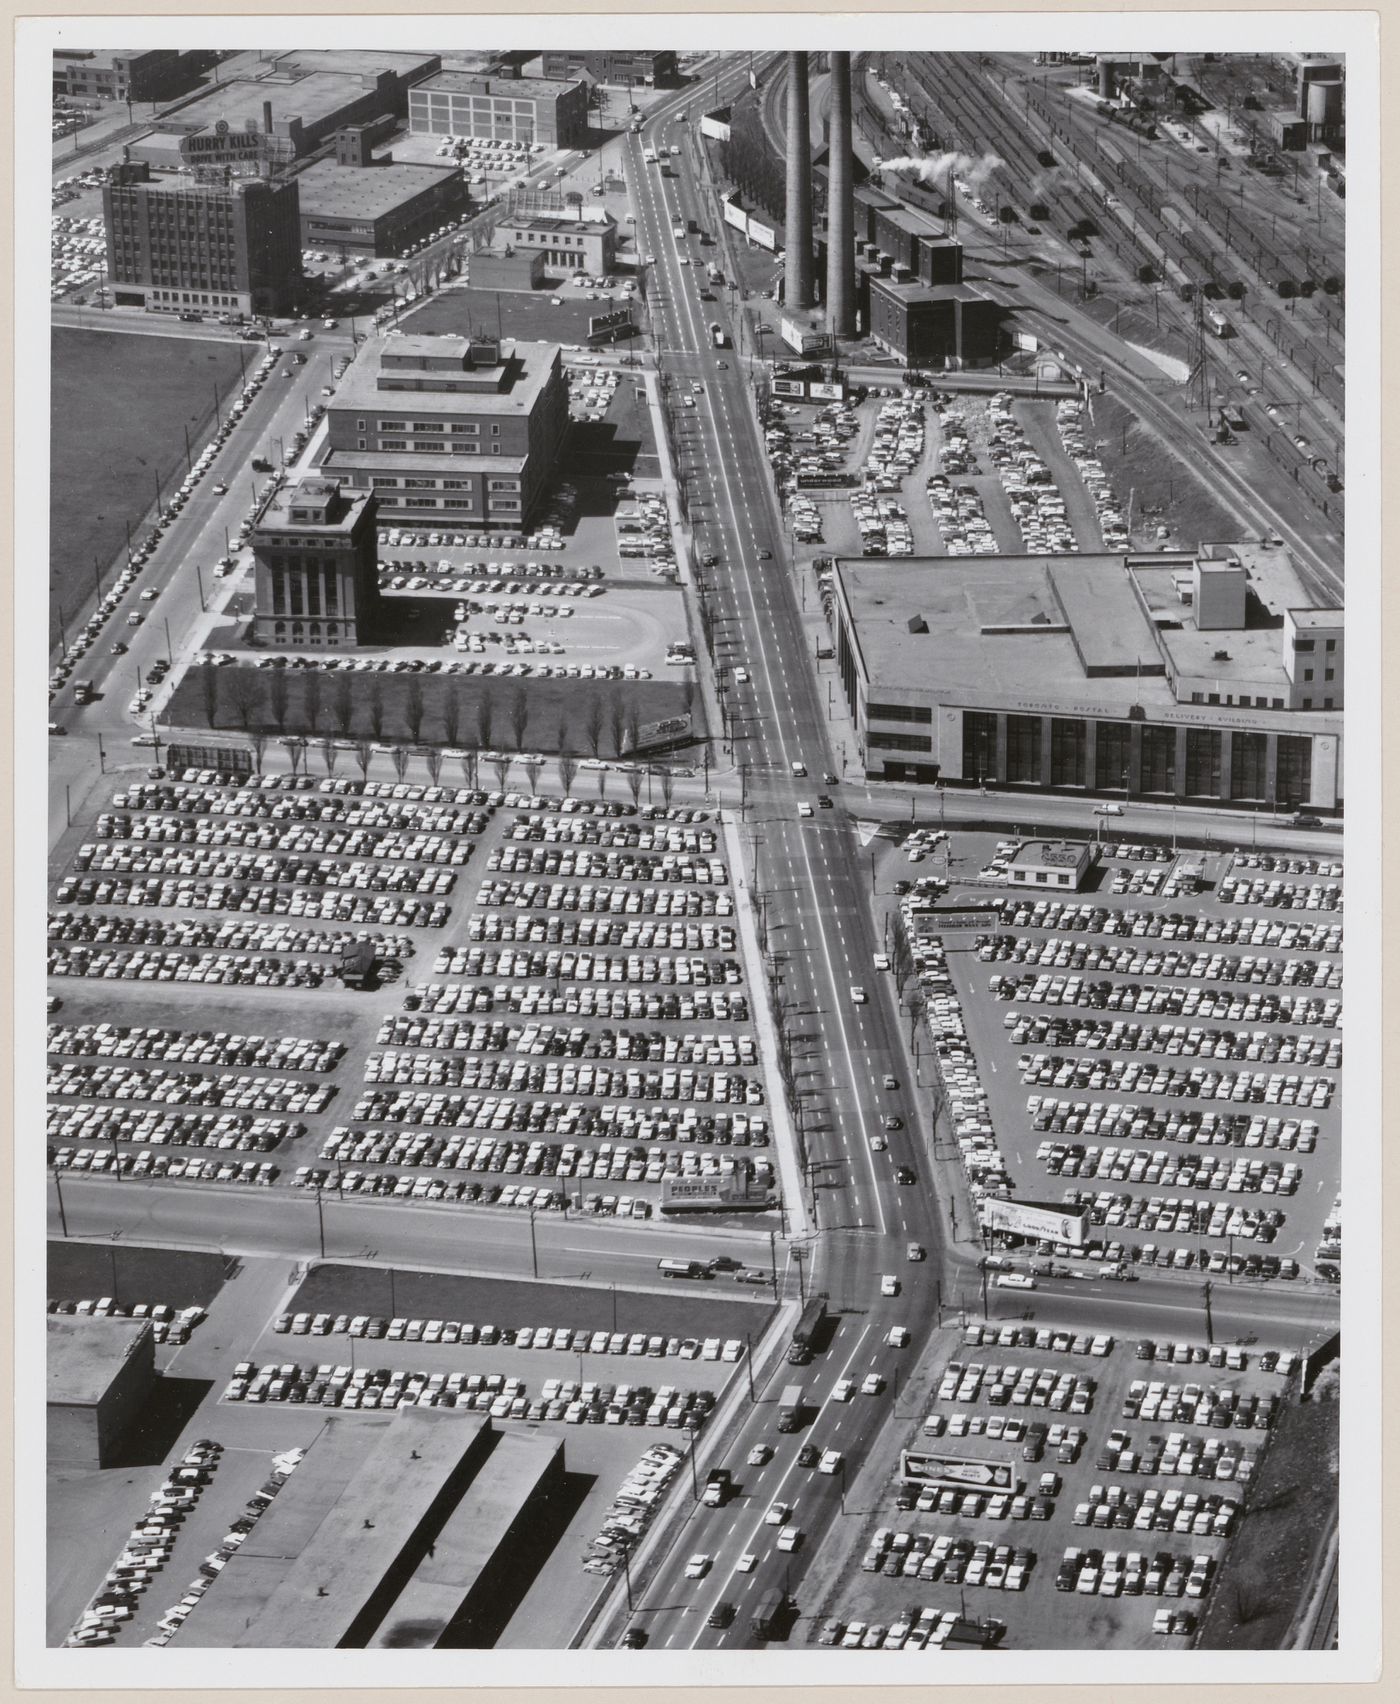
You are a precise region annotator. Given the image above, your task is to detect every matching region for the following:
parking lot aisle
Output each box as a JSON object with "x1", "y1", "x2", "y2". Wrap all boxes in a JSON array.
[{"x1": 161, "y1": 1256, "x2": 300, "y2": 1384}]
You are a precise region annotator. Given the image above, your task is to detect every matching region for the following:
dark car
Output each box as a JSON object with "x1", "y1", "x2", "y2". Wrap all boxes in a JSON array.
[
  {"x1": 709, "y1": 1256, "x2": 742, "y2": 1272},
  {"x1": 1291, "y1": 814, "x2": 1323, "y2": 829},
  {"x1": 817, "y1": 795, "x2": 833, "y2": 808},
  {"x1": 621, "y1": 1628, "x2": 648, "y2": 1648},
  {"x1": 757, "y1": 548, "x2": 773, "y2": 560},
  {"x1": 797, "y1": 1443, "x2": 821, "y2": 1468},
  {"x1": 822, "y1": 772, "x2": 838, "y2": 785},
  {"x1": 707, "y1": 1601, "x2": 736, "y2": 1629},
  {"x1": 895, "y1": 1165, "x2": 917, "y2": 1185},
  {"x1": 883, "y1": 1116, "x2": 904, "y2": 1132}
]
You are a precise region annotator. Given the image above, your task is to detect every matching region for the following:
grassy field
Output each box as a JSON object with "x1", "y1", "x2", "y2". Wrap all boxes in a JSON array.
[
  {"x1": 1090, "y1": 391, "x2": 1240, "y2": 549},
  {"x1": 291, "y1": 1262, "x2": 772, "y2": 1344},
  {"x1": 49, "y1": 328, "x2": 246, "y2": 649},
  {"x1": 1197, "y1": 1392, "x2": 1340, "y2": 1648},
  {"x1": 165, "y1": 665, "x2": 700, "y2": 755},
  {"x1": 47, "y1": 1241, "x2": 230, "y2": 1310}
]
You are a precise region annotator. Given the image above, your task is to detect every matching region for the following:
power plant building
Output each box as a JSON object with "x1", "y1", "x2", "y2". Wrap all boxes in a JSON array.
[
  {"x1": 322, "y1": 333, "x2": 570, "y2": 529},
  {"x1": 831, "y1": 547, "x2": 1342, "y2": 810},
  {"x1": 102, "y1": 160, "x2": 303, "y2": 317},
  {"x1": 408, "y1": 72, "x2": 589, "y2": 149}
]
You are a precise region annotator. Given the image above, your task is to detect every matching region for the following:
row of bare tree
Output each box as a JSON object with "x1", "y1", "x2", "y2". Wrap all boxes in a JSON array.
[{"x1": 199, "y1": 667, "x2": 694, "y2": 760}]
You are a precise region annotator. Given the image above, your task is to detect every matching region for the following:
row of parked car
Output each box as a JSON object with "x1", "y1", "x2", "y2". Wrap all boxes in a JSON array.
[
  {"x1": 48, "y1": 944, "x2": 342, "y2": 990},
  {"x1": 410, "y1": 980, "x2": 749, "y2": 1023},
  {"x1": 224, "y1": 1359, "x2": 722, "y2": 1428},
  {"x1": 584, "y1": 1444, "x2": 683, "y2": 1578},
  {"x1": 377, "y1": 1018, "x2": 755, "y2": 1068},
  {"x1": 49, "y1": 1104, "x2": 295, "y2": 1153},
  {"x1": 863, "y1": 1530, "x2": 1035, "y2": 1593},
  {"x1": 474, "y1": 879, "x2": 735, "y2": 919},
  {"x1": 463, "y1": 915, "x2": 732, "y2": 952},
  {"x1": 1019, "y1": 1053, "x2": 1335, "y2": 1108},
  {"x1": 1030, "y1": 1097, "x2": 1320, "y2": 1152},
  {"x1": 47, "y1": 908, "x2": 412, "y2": 963},
  {"x1": 1122, "y1": 1380, "x2": 1280, "y2": 1428},
  {"x1": 343, "y1": 1086, "x2": 771, "y2": 1146},
  {"x1": 1056, "y1": 400, "x2": 1131, "y2": 550},
  {"x1": 48, "y1": 1296, "x2": 205, "y2": 1344},
  {"x1": 1060, "y1": 1189, "x2": 1287, "y2": 1245},
  {"x1": 65, "y1": 1440, "x2": 228, "y2": 1646},
  {"x1": 1041, "y1": 1144, "x2": 1302, "y2": 1196},
  {"x1": 54, "y1": 869, "x2": 451, "y2": 927},
  {"x1": 47, "y1": 1022, "x2": 342, "y2": 1073},
  {"x1": 990, "y1": 897, "x2": 1342, "y2": 951},
  {"x1": 1071, "y1": 1485, "x2": 1238, "y2": 1537},
  {"x1": 1007, "y1": 1013, "x2": 1341, "y2": 1068},
  {"x1": 993, "y1": 963, "x2": 1343, "y2": 1011},
  {"x1": 71, "y1": 840, "x2": 459, "y2": 897},
  {"x1": 1093, "y1": 1429, "x2": 1258, "y2": 1482},
  {"x1": 1056, "y1": 1545, "x2": 1214, "y2": 1601},
  {"x1": 815, "y1": 1608, "x2": 995, "y2": 1650},
  {"x1": 361, "y1": 1054, "x2": 764, "y2": 1109},
  {"x1": 1217, "y1": 876, "x2": 1343, "y2": 912},
  {"x1": 93, "y1": 812, "x2": 480, "y2": 868},
  {"x1": 49, "y1": 1061, "x2": 334, "y2": 1116}
]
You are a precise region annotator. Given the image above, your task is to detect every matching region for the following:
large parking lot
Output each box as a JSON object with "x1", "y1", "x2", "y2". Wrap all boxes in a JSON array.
[
  {"x1": 48, "y1": 766, "x2": 782, "y2": 1232},
  {"x1": 880, "y1": 827, "x2": 1343, "y2": 1284},
  {"x1": 810, "y1": 1315, "x2": 1303, "y2": 1650},
  {"x1": 767, "y1": 385, "x2": 1145, "y2": 569}
]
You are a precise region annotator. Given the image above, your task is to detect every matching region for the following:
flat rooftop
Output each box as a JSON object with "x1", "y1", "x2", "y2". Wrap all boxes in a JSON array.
[
  {"x1": 876, "y1": 203, "x2": 947, "y2": 238},
  {"x1": 48, "y1": 1315, "x2": 151, "y2": 1406},
  {"x1": 1133, "y1": 563, "x2": 1292, "y2": 686},
  {"x1": 1010, "y1": 839, "x2": 1094, "y2": 870},
  {"x1": 837, "y1": 554, "x2": 1186, "y2": 710},
  {"x1": 261, "y1": 49, "x2": 441, "y2": 82},
  {"x1": 414, "y1": 70, "x2": 582, "y2": 99},
  {"x1": 869, "y1": 275, "x2": 995, "y2": 309},
  {"x1": 254, "y1": 480, "x2": 374, "y2": 535},
  {"x1": 320, "y1": 447, "x2": 530, "y2": 477},
  {"x1": 296, "y1": 157, "x2": 461, "y2": 221},
  {"x1": 335, "y1": 334, "x2": 560, "y2": 418},
  {"x1": 838, "y1": 552, "x2": 1343, "y2": 730},
  {"x1": 163, "y1": 73, "x2": 387, "y2": 135},
  {"x1": 368, "y1": 1432, "x2": 562, "y2": 1648},
  {"x1": 503, "y1": 213, "x2": 614, "y2": 235}
]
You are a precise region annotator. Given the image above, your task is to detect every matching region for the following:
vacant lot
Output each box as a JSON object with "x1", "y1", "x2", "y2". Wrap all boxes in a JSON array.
[
  {"x1": 49, "y1": 328, "x2": 246, "y2": 649},
  {"x1": 47, "y1": 1241, "x2": 230, "y2": 1310},
  {"x1": 1197, "y1": 1393, "x2": 1339, "y2": 1648},
  {"x1": 291, "y1": 1263, "x2": 772, "y2": 1343},
  {"x1": 165, "y1": 666, "x2": 699, "y2": 754}
]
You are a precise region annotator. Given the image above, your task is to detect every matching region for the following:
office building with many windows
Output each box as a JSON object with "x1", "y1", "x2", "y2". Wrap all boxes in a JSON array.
[
  {"x1": 321, "y1": 333, "x2": 569, "y2": 530},
  {"x1": 831, "y1": 546, "x2": 1343, "y2": 811},
  {"x1": 102, "y1": 161, "x2": 303, "y2": 317},
  {"x1": 251, "y1": 478, "x2": 380, "y2": 647},
  {"x1": 408, "y1": 71, "x2": 589, "y2": 148}
]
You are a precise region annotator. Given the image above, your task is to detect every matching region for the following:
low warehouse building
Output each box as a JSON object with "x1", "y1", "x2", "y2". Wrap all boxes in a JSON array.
[
  {"x1": 294, "y1": 133, "x2": 468, "y2": 257},
  {"x1": 48, "y1": 1314, "x2": 155, "y2": 1468},
  {"x1": 1007, "y1": 839, "x2": 1099, "y2": 891}
]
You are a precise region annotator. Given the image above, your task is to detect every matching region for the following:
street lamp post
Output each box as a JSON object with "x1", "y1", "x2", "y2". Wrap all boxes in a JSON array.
[{"x1": 53, "y1": 1169, "x2": 69, "y2": 1238}]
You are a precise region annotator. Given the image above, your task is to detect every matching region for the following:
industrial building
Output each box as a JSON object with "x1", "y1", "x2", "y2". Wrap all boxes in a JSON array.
[
  {"x1": 168, "y1": 1411, "x2": 563, "y2": 1649},
  {"x1": 538, "y1": 50, "x2": 678, "y2": 87},
  {"x1": 866, "y1": 272, "x2": 1005, "y2": 368},
  {"x1": 251, "y1": 478, "x2": 381, "y2": 648},
  {"x1": 322, "y1": 333, "x2": 570, "y2": 529},
  {"x1": 492, "y1": 212, "x2": 617, "y2": 277},
  {"x1": 367, "y1": 1432, "x2": 565, "y2": 1647},
  {"x1": 294, "y1": 126, "x2": 468, "y2": 256},
  {"x1": 52, "y1": 47, "x2": 187, "y2": 104},
  {"x1": 127, "y1": 56, "x2": 438, "y2": 165},
  {"x1": 831, "y1": 546, "x2": 1342, "y2": 810},
  {"x1": 47, "y1": 1315, "x2": 155, "y2": 1469},
  {"x1": 102, "y1": 160, "x2": 303, "y2": 317},
  {"x1": 409, "y1": 72, "x2": 589, "y2": 150}
]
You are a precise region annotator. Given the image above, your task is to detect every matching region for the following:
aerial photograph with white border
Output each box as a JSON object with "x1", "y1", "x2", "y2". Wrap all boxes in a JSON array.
[{"x1": 15, "y1": 8, "x2": 1382, "y2": 1691}]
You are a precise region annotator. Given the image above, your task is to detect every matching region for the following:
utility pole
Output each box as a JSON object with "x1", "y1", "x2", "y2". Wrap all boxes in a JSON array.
[
  {"x1": 1202, "y1": 1279, "x2": 1214, "y2": 1344},
  {"x1": 53, "y1": 1169, "x2": 68, "y2": 1238},
  {"x1": 529, "y1": 1206, "x2": 539, "y2": 1279}
]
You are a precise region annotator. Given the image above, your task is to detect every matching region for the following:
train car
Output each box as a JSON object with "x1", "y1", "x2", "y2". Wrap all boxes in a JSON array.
[{"x1": 1162, "y1": 255, "x2": 1196, "y2": 300}]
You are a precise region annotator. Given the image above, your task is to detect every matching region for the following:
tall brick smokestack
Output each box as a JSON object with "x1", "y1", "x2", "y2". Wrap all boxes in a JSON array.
[
  {"x1": 826, "y1": 50, "x2": 855, "y2": 337},
  {"x1": 784, "y1": 52, "x2": 814, "y2": 309}
]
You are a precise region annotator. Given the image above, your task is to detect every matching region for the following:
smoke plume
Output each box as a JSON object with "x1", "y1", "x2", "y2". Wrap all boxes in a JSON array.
[{"x1": 876, "y1": 150, "x2": 1004, "y2": 193}]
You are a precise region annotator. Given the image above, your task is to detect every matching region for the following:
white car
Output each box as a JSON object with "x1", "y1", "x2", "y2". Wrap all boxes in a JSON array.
[
  {"x1": 886, "y1": 1326, "x2": 911, "y2": 1348},
  {"x1": 880, "y1": 1274, "x2": 900, "y2": 1297},
  {"x1": 861, "y1": 1372, "x2": 883, "y2": 1396},
  {"x1": 798, "y1": 802, "x2": 814, "y2": 818},
  {"x1": 736, "y1": 1551, "x2": 758, "y2": 1573},
  {"x1": 819, "y1": 1449, "x2": 843, "y2": 1475},
  {"x1": 764, "y1": 1501, "x2": 790, "y2": 1526},
  {"x1": 776, "y1": 1525, "x2": 802, "y2": 1552},
  {"x1": 684, "y1": 1553, "x2": 712, "y2": 1579},
  {"x1": 1094, "y1": 802, "x2": 1124, "y2": 816},
  {"x1": 734, "y1": 667, "x2": 750, "y2": 682},
  {"x1": 832, "y1": 1377, "x2": 855, "y2": 1402}
]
